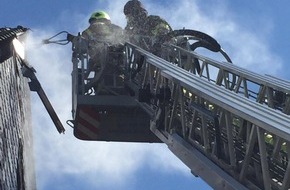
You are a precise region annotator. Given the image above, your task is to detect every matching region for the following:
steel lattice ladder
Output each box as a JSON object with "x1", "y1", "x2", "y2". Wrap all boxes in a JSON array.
[{"x1": 123, "y1": 42, "x2": 290, "y2": 190}]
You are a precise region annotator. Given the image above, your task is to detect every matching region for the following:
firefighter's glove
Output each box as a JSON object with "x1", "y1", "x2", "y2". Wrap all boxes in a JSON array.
[{"x1": 67, "y1": 33, "x2": 76, "y2": 42}]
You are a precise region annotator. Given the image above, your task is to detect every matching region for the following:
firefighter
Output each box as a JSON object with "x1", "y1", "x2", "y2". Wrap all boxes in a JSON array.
[
  {"x1": 123, "y1": 0, "x2": 172, "y2": 81},
  {"x1": 123, "y1": 0, "x2": 172, "y2": 54},
  {"x1": 123, "y1": 0, "x2": 172, "y2": 121},
  {"x1": 82, "y1": 11, "x2": 124, "y2": 76},
  {"x1": 82, "y1": 11, "x2": 124, "y2": 44}
]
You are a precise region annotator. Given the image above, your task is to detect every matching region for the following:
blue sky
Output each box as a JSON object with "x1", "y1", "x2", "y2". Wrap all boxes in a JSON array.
[{"x1": 2, "y1": 0, "x2": 290, "y2": 190}]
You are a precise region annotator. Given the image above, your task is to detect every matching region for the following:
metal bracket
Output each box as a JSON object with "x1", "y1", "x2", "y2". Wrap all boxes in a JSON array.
[{"x1": 21, "y1": 64, "x2": 65, "y2": 134}]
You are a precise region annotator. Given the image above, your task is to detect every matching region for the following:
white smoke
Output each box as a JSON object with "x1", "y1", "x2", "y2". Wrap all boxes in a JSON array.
[{"x1": 24, "y1": 0, "x2": 284, "y2": 190}]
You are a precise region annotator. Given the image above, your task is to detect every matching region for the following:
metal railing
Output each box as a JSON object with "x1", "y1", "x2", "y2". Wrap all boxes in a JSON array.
[{"x1": 162, "y1": 44, "x2": 290, "y2": 114}]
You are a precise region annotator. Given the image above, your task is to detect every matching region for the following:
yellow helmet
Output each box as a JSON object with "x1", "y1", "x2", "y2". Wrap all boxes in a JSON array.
[{"x1": 89, "y1": 11, "x2": 111, "y2": 24}]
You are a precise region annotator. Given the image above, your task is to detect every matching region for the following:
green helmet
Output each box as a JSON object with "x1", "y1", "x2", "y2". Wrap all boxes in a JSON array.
[{"x1": 89, "y1": 11, "x2": 111, "y2": 23}]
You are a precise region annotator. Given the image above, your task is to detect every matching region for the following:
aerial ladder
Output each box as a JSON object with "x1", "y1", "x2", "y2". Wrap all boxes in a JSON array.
[{"x1": 43, "y1": 29, "x2": 290, "y2": 190}]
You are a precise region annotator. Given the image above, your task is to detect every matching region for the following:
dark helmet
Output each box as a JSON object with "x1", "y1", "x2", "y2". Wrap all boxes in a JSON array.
[{"x1": 123, "y1": 0, "x2": 148, "y2": 17}]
